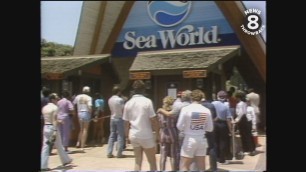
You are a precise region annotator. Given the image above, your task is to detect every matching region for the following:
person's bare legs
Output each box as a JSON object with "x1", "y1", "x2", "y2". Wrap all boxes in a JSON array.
[
  {"x1": 81, "y1": 122, "x2": 90, "y2": 149},
  {"x1": 133, "y1": 146, "x2": 143, "y2": 171},
  {"x1": 159, "y1": 143, "x2": 167, "y2": 171},
  {"x1": 194, "y1": 156, "x2": 206, "y2": 171},
  {"x1": 180, "y1": 156, "x2": 193, "y2": 171},
  {"x1": 170, "y1": 144, "x2": 176, "y2": 171},
  {"x1": 92, "y1": 121, "x2": 98, "y2": 144},
  {"x1": 93, "y1": 119, "x2": 103, "y2": 144},
  {"x1": 143, "y1": 147, "x2": 157, "y2": 171},
  {"x1": 76, "y1": 120, "x2": 84, "y2": 147}
]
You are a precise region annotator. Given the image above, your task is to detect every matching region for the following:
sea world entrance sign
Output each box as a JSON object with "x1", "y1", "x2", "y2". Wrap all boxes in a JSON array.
[
  {"x1": 123, "y1": 25, "x2": 220, "y2": 50},
  {"x1": 112, "y1": 1, "x2": 239, "y2": 56}
]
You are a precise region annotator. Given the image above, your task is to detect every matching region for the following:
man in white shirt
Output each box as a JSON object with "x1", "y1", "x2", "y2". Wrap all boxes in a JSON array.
[
  {"x1": 123, "y1": 80, "x2": 159, "y2": 171},
  {"x1": 107, "y1": 85, "x2": 126, "y2": 158},
  {"x1": 234, "y1": 91, "x2": 256, "y2": 156},
  {"x1": 41, "y1": 93, "x2": 72, "y2": 171}
]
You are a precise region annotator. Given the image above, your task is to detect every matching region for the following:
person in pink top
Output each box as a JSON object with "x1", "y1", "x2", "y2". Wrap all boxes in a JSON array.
[{"x1": 57, "y1": 90, "x2": 74, "y2": 152}]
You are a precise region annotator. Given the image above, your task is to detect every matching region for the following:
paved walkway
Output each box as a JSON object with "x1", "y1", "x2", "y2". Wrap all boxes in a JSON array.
[{"x1": 47, "y1": 135, "x2": 266, "y2": 172}]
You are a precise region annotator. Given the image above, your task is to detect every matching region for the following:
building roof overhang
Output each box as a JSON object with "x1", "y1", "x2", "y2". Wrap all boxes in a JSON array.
[
  {"x1": 41, "y1": 54, "x2": 110, "y2": 79},
  {"x1": 129, "y1": 46, "x2": 240, "y2": 76}
]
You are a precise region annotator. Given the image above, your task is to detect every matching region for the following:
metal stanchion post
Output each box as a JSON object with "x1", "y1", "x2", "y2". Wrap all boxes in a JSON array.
[
  {"x1": 229, "y1": 118, "x2": 243, "y2": 164},
  {"x1": 232, "y1": 122, "x2": 236, "y2": 160}
]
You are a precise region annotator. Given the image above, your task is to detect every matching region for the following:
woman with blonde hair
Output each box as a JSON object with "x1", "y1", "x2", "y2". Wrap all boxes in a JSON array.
[
  {"x1": 73, "y1": 86, "x2": 92, "y2": 151},
  {"x1": 157, "y1": 96, "x2": 179, "y2": 171}
]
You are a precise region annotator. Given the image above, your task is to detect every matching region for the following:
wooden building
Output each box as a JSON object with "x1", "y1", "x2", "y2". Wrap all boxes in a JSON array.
[
  {"x1": 41, "y1": 1, "x2": 266, "y2": 144},
  {"x1": 41, "y1": 54, "x2": 118, "y2": 144}
]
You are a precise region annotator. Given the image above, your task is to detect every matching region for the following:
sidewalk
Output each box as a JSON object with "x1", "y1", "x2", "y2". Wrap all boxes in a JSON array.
[{"x1": 47, "y1": 135, "x2": 266, "y2": 172}]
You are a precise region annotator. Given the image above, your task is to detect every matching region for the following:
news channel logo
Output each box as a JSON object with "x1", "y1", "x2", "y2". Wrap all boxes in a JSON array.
[
  {"x1": 241, "y1": 8, "x2": 265, "y2": 35},
  {"x1": 147, "y1": 1, "x2": 192, "y2": 27}
]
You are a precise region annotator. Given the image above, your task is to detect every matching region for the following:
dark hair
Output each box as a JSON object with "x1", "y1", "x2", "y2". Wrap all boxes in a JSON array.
[
  {"x1": 61, "y1": 90, "x2": 70, "y2": 98},
  {"x1": 227, "y1": 91, "x2": 233, "y2": 97},
  {"x1": 229, "y1": 86, "x2": 236, "y2": 93},
  {"x1": 132, "y1": 80, "x2": 145, "y2": 94},
  {"x1": 235, "y1": 90, "x2": 246, "y2": 102},
  {"x1": 42, "y1": 87, "x2": 50, "y2": 97},
  {"x1": 112, "y1": 85, "x2": 121, "y2": 95},
  {"x1": 95, "y1": 92, "x2": 101, "y2": 99}
]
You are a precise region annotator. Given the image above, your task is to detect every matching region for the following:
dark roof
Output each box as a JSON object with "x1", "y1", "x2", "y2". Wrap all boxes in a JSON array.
[
  {"x1": 41, "y1": 54, "x2": 110, "y2": 77},
  {"x1": 129, "y1": 46, "x2": 240, "y2": 74}
]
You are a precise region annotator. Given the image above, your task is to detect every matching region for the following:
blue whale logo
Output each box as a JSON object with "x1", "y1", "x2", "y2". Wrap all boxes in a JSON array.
[{"x1": 147, "y1": 1, "x2": 192, "y2": 27}]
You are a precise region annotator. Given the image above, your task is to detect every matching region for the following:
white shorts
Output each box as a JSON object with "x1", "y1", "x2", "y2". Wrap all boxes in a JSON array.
[
  {"x1": 129, "y1": 135, "x2": 156, "y2": 149},
  {"x1": 181, "y1": 135, "x2": 208, "y2": 158}
]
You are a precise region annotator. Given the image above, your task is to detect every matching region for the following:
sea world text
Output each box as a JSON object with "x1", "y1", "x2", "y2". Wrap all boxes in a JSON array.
[{"x1": 123, "y1": 25, "x2": 221, "y2": 50}]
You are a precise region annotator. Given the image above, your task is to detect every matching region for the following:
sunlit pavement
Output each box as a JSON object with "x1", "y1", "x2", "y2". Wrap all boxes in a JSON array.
[{"x1": 47, "y1": 135, "x2": 266, "y2": 172}]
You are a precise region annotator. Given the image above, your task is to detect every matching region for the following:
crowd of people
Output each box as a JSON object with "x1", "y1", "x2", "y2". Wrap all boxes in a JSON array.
[
  {"x1": 40, "y1": 86, "x2": 104, "y2": 171},
  {"x1": 40, "y1": 81, "x2": 261, "y2": 171}
]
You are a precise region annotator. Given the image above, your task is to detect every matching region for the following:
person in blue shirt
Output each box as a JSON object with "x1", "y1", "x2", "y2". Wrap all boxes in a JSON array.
[
  {"x1": 92, "y1": 92, "x2": 106, "y2": 146},
  {"x1": 212, "y1": 90, "x2": 233, "y2": 164}
]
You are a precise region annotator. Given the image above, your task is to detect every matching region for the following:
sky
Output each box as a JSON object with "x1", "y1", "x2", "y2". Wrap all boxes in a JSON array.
[
  {"x1": 41, "y1": 1, "x2": 83, "y2": 46},
  {"x1": 41, "y1": 1, "x2": 266, "y2": 46}
]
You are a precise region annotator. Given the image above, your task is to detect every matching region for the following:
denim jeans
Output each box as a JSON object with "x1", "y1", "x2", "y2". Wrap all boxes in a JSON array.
[
  {"x1": 41, "y1": 125, "x2": 71, "y2": 169},
  {"x1": 107, "y1": 118, "x2": 125, "y2": 156}
]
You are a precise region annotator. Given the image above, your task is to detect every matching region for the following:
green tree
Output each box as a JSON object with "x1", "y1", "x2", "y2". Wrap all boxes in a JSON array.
[
  {"x1": 41, "y1": 39, "x2": 73, "y2": 57},
  {"x1": 229, "y1": 67, "x2": 246, "y2": 90}
]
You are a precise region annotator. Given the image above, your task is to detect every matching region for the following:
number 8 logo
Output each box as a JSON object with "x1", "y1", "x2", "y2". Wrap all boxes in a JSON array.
[
  {"x1": 244, "y1": 13, "x2": 262, "y2": 31},
  {"x1": 247, "y1": 15, "x2": 259, "y2": 30}
]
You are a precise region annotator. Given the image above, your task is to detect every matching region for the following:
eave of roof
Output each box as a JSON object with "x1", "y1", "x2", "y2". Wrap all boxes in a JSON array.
[
  {"x1": 129, "y1": 46, "x2": 240, "y2": 74},
  {"x1": 41, "y1": 54, "x2": 110, "y2": 78}
]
